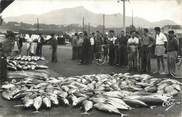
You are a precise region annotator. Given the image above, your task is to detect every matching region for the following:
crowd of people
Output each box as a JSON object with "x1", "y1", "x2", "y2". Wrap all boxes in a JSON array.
[
  {"x1": 71, "y1": 27, "x2": 181, "y2": 77},
  {"x1": 8, "y1": 26, "x2": 181, "y2": 77}
]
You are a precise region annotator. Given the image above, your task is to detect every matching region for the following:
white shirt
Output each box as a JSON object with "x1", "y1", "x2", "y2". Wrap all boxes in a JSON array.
[
  {"x1": 108, "y1": 36, "x2": 117, "y2": 44},
  {"x1": 90, "y1": 37, "x2": 95, "y2": 46},
  {"x1": 128, "y1": 37, "x2": 139, "y2": 45},
  {"x1": 156, "y1": 32, "x2": 167, "y2": 45}
]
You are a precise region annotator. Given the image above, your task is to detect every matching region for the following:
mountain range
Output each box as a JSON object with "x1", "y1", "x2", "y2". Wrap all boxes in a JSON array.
[{"x1": 3, "y1": 6, "x2": 177, "y2": 28}]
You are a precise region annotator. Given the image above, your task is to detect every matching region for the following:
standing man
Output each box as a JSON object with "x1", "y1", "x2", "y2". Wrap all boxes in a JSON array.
[
  {"x1": 141, "y1": 28, "x2": 154, "y2": 73},
  {"x1": 80, "y1": 31, "x2": 91, "y2": 64},
  {"x1": 108, "y1": 30, "x2": 117, "y2": 66},
  {"x1": 154, "y1": 27, "x2": 167, "y2": 74},
  {"x1": 71, "y1": 33, "x2": 78, "y2": 60},
  {"x1": 119, "y1": 31, "x2": 128, "y2": 67},
  {"x1": 50, "y1": 34, "x2": 58, "y2": 63},
  {"x1": 127, "y1": 31, "x2": 139, "y2": 71},
  {"x1": 95, "y1": 31, "x2": 103, "y2": 60},
  {"x1": 167, "y1": 30, "x2": 178, "y2": 77},
  {"x1": 90, "y1": 33, "x2": 95, "y2": 63},
  {"x1": 36, "y1": 34, "x2": 44, "y2": 57},
  {"x1": 114, "y1": 35, "x2": 120, "y2": 66},
  {"x1": 77, "y1": 33, "x2": 84, "y2": 62}
]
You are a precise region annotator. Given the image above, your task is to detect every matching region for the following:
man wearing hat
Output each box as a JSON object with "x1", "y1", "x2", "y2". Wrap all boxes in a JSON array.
[
  {"x1": 167, "y1": 30, "x2": 178, "y2": 77},
  {"x1": 154, "y1": 27, "x2": 167, "y2": 74}
]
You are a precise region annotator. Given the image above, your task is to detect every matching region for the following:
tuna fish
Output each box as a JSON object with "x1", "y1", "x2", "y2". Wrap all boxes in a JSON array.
[
  {"x1": 33, "y1": 96, "x2": 42, "y2": 112},
  {"x1": 94, "y1": 103, "x2": 127, "y2": 117},
  {"x1": 43, "y1": 97, "x2": 51, "y2": 108},
  {"x1": 81, "y1": 100, "x2": 93, "y2": 114},
  {"x1": 49, "y1": 94, "x2": 59, "y2": 105},
  {"x1": 23, "y1": 96, "x2": 34, "y2": 108}
]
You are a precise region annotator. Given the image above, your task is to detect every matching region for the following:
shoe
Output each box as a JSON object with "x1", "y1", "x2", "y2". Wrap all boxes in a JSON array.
[{"x1": 160, "y1": 72, "x2": 166, "y2": 75}]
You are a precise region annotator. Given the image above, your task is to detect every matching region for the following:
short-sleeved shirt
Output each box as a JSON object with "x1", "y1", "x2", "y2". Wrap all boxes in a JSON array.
[
  {"x1": 108, "y1": 37, "x2": 117, "y2": 44},
  {"x1": 156, "y1": 32, "x2": 167, "y2": 45},
  {"x1": 90, "y1": 37, "x2": 95, "y2": 46},
  {"x1": 128, "y1": 37, "x2": 139, "y2": 45}
]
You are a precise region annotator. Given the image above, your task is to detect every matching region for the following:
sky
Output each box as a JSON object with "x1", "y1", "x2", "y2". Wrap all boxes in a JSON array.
[{"x1": 1, "y1": 0, "x2": 182, "y2": 25}]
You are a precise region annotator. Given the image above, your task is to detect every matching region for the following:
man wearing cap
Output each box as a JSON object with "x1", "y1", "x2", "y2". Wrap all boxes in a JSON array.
[
  {"x1": 154, "y1": 27, "x2": 167, "y2": 74},
  {"x1": 167, "y1": 30, "x2": 178, "y2": 77}
]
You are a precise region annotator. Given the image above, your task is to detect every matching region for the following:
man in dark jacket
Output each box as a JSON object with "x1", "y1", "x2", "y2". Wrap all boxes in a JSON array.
[
  {"x1": 80, "y1": 31, "x2": 91, "y2": 64},
  {"x1": 119, "y1": 31, "x2": 128, "y2": 67},
  {"x1": 50, "y1": 34, "x2": 58, "y2": 63},
  {"x1": 36, "y1": 34, "x2": 44, "y2": 57}
]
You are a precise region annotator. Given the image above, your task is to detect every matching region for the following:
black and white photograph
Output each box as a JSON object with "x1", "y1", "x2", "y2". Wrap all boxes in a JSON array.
[{"x1": 0, "y1": 0, "x2": 182, "y2": 117}]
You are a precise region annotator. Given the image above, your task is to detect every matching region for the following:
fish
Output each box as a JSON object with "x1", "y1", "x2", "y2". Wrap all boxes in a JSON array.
[
  {"x1": 123, "y1": 98, "x2": 148, "y2": 107},
  {"x1": 90, "y1": 97, "x2": 107, "y2": 104},
  {"x1": 61, "y1": 98, "x2": 69, "y2": 105},
  {"x1": 33, "y1": 96, "x2": 42, "y2": 112},
  {"x1": 61, "y1": 86, "x2": 69, "y2": 92},
  {"x1": 57, "y1": 91, "x2": 68, "y2": 99},
  {"x1": 102, "y1": 91, "x2": 125, "y2": 98},
  {"x1": 145, "y1": 86, "x2": 157, "y2": 93},
  {"x1": 43, "y1": 97, "x2": 51, "y2": 108},
  {"x1": 2, "y1": 91, "x2": 12, "y2": 100},
  {"x1": 107, "y1": 97, "x2": 131, "y2": 110},
  {"x1": 107, "y1": 99, "x2": 130, "y2": 110},
  {"x1": 75, "y1": 96, "x2": 88, "y2": 106},
  {"x1": 2, "y1": 84, "x2": 16, "y2": 89},
  {"x1": 69, "y1": 94, "x2": 79, "y2": 106},
  {"x1": 81, "y1": 100, "x2": 93, "y2": 114},
  {"x1": 23, "y1": 96, "x2": 34, "y2": 108},
  {"x1": 49, "y1": 94, "x2": 59, "y2": 105},
  {"x1": 171, "y1": 84, "x2": 181, "y2": 91},
  {"x1": 94, "y1": 103, "x2": 127, "y2": 117},
  {"x1": 158, "y1": 79, "x2": 182, "y2": 86}
]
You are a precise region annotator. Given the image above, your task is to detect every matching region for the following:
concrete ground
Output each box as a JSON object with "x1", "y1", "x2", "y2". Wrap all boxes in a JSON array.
[{"x1": 0, "y1": 45, "x2": 181, "y2": 117}]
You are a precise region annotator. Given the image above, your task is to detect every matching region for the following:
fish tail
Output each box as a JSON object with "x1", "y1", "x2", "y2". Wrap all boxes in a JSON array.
[{"x1": 81, "y1": 112, "x2": 89, "y2": 115}]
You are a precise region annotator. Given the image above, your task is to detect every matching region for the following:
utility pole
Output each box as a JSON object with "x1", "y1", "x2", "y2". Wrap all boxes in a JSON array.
[
  {"x1": 88, "y1": 23, "x2": 90, "y2": 34},
  {"x1": 123, "y1": 0, "x2": 126, "y2": 34},
  {"x1": 37, "y1": 18, "x2": 39, "y2": 33},
  {"x1": 132, "y1": 9, "x2": 134, "y2": 27},
  {"x1": 103, "y1": 14, "x2": 105, "y2": 34},
  {"x1": 117, "y1": 0, "x2": 129, "y2": 35},
  {"x1": 82, "y1": 16, "x2": 85, "y2": 32}
]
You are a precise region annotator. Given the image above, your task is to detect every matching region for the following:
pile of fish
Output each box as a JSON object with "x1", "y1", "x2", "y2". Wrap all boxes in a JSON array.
[
  {"x1": 8, "y1": 55, "x2": 45, "y2": 62},
  {"x1": 1, "y1": 72, "x2": 182, "y2": 116},
  {"x1": 7, "y1": 56, "x2": 48, "y2": 71}
]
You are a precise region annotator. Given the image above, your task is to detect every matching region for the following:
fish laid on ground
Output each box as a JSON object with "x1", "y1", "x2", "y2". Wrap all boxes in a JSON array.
[
  {"x1": 69, "y1": 94, "x2": 79, "y2": 106},
  {"x1": 43, "y1": 97, "x2": 51, "y2": 108},
  {"x1": 123, "y1": 98, "x2": 148, "y2": 107},
  {"x1": 94, "y1": 103, "x2": 127, "y2": 117},
  {"x1": 2, "y1": 91, "x2": 12, "y2": 100},
  {"x1": 61, "y1": 98, "x2": 69, "y2": 105},
  {"x1": 74, "y1": 96, "x2": 88, "y2": 106},
  {"x1": 108, "y1": 97, "x2": 131, "y2": 110},
  {"x1": 33, "y1": 96, "x2": 42, "y2": 112},
  {"x1": 2, "y1": 84, "x2": 15, "y2": 89},
  {"x1": 49, "y1": 94, "x2": 59, "y2": 105},
  {"x1": 23, "y1": 96, "x2": 34, "y2": 108},
  {"x1": 90, "y1": 97, "x2": 107, "y2": 104},
  {"x1": 81, "y1": 100, "x2": 93, "y2": 114}
]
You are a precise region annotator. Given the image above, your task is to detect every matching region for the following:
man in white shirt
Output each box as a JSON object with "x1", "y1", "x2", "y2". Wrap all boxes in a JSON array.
[
  {"x1": 127, "y1": 31, "x2": 139, "y2": 71},
  {"x1": 154, "y1": 27, "x2": 167, "y2": 74}
]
